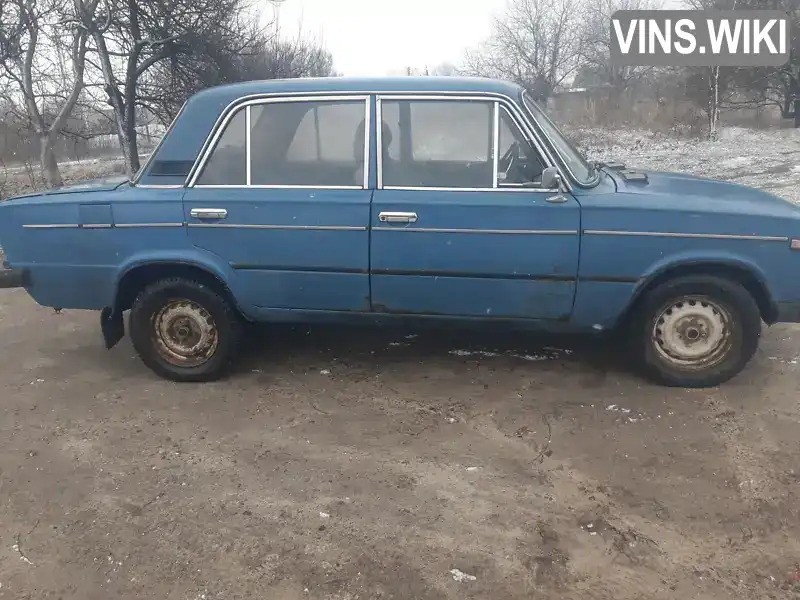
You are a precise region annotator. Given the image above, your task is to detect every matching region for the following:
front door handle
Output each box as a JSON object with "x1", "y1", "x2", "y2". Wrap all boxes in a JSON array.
[
  {"x1": 379, "y1": 211, "x2": 418, "y2": 224},
  {"x1": 190, "y1": 208, "x2": 228, "y2": 219}
]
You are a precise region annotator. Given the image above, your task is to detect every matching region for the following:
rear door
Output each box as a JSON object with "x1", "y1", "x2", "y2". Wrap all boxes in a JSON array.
[
  {"x1": 183, "y1": 95, "x2": 373, "y2": 312},
  {"x1": 369, "y1": 95, "x2": 581, "y2": 320}
]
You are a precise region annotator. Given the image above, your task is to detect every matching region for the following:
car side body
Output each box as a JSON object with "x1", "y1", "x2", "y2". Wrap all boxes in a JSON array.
[{"x1": 1, "y1": 75, "x2": 799, "y2": 386}]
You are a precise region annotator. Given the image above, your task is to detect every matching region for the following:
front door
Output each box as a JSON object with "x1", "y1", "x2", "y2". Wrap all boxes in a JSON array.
[
  {"x1": 183, "y1": 95, "x2": 373, "y2": 312},
  {"x1": 370, "y1": 96, "x2": 581, "y2": 320}
]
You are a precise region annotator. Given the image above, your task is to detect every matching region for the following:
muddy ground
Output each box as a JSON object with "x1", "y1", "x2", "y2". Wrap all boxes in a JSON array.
[
  {"x1": 2, "y1": 125, "x2": 800, "y2": 598},
  {"x1": 1, "y1": 288, "x2": 799, "y2": 599}
]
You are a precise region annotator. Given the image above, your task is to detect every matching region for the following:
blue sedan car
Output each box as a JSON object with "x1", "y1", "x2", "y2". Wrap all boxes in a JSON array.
[{"x1": 0, "y1": 76, "x2": 798, "y2": 387}]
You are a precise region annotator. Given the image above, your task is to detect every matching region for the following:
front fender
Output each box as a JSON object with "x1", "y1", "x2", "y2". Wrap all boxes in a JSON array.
[
  {"x1": 572, "y1": 248, "x2": 776, "y2": 330},
  {"x1": 631, "y1": 249, "x2": 771, "y2": 301}
]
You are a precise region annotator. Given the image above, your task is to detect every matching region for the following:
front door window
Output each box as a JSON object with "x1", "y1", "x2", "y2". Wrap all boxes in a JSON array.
[
  {"x1": 379, "y1": 99, "x2": 494, "y2": 189},
  {"x1": 378, "y1": 97, "x2": 548, "y2": 190},
  {"x1": 497, "y1": 106, "x2": 546, "y2": 186}
]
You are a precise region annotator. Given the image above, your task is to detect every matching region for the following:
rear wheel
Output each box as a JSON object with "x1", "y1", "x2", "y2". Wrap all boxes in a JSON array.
[
  {"x1": 129, "y1": 277, "x2": 243, "y2": 382},
  {"x1": 630, "y1": 275, "x2": 762, "y2": 387}
]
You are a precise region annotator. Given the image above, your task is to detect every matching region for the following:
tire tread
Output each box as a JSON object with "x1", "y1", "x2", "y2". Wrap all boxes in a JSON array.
[
  {"x1": 129, "y1": 277, "x2": 243, "y2": 382},
  {"x1": 630, "y1": 274, "x2": 761, "y2": 388}
]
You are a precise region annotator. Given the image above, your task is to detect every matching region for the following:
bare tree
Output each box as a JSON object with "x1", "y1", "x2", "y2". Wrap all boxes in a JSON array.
[
  {"x1": 140, "y1": 20, "x2": 335, "y2": 129},
  {"x1": 733, "y1": 0, "x2": 799, "y2": 127},
  {"x1": 576, "y1": 0, "x2": 663, "y2": 90},
  {"x1": 0, "y1": 156, "x2": 7, "y2": 201},
  {"x1": 71, "y1": 0, "x2": 134, "y2": 170},
  {"x1": 681, "y1": 0, "x2": 743, "y2": 138},
  {"x1": 74, "y1": 0, "x2": 272, "y2": 175},
  {"x1": 0, "y1": 0, "x2": 87, "y2": 187},
  {"x1": 462, "y1": 0, "x2": 584, "y2": 104},
  {"x1": 429, "y1": 62, "x2": 459, "y2": 76},
  {"x1": 254, "y1": 30, "x2": 335, "y2": 80}
]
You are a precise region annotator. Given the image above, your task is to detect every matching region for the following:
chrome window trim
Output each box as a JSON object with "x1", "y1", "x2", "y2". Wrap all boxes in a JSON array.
[
  {"x1": 362, "y1": 97, "x2": 371, "y2": 189},
  {"x1": 245, "y1": 105, "x2": 252, "y2": 186},
  {"x1": 187, "y1": 184, "x2": 364, "y2": 190},
  {"x1": 184, "y1": 87, "x2": 569, "y2": 191},
  {"x1": 188, "y1": 94, "x2": 372, "y2": 189},
  {"x1": 134, "y1": 184, "x2": 185, "y2": 189},
  {"x1": 376, "y1": 96, "x2": 384, "y2": 190},
  {"x1": 23, "y1": 223, "x2": 80, "y2": 229},
  {"x1": 492, "y1": 101, "x2": 500, "y2": 186},
  {"x1": 380, "y1": 185, "x2": 560, "y2": 193},
  {"x1": 374, "y1": 93, "x2": 566, "y2": 193},
  {"x1": 583, "y1": 229, "x2": 788, "y2": 242}
]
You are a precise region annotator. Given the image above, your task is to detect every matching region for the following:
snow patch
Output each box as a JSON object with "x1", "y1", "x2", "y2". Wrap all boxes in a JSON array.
[
  {"x1": 449, "y1": 568, "x2": 477, "y2": 583},
  {"x1": 449, "y1": 347, "x2": 572, "y2": 361},
  {"x1": 566, "y1": 125, "x2": 800, "y2": 205}
]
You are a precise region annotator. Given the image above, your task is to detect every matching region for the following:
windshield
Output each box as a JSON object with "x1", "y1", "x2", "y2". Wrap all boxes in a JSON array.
[{"x1": 521, "y1": 91, "x2": 596, "y2": 186}]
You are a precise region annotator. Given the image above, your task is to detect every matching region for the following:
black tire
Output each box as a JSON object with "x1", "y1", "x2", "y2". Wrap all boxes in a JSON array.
[
  {"x1": 628, "y1": 275, "x2": 762, "y2": 388},
  {"x1": 129, "y1": 277, "x2": 243, "y2": 382}
]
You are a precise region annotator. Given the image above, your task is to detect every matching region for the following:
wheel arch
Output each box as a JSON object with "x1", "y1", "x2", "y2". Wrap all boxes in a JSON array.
[
  {"x1": 618, "y1": 258, "x2": 777, "y2": 328},
  {"x1": 113, "y1": 260, "x2": 247, "y2": 318}
]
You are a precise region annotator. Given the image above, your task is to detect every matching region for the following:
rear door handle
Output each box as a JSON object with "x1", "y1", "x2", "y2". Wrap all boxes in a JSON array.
[
  {"x1": 190, "y1": 208, "x2": 228, "y2": 219},
  {"x1": 379, "y1": 211, "x2": 418, "y2": 224}
]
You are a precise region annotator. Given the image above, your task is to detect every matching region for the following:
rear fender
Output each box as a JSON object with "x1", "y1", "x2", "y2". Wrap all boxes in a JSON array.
[
  {"x1": 111, "y1": 248, "x2": 245, "y2": 314},
  {"x1": 101, "y1": 249, "x2": 248, "y2": 350}
]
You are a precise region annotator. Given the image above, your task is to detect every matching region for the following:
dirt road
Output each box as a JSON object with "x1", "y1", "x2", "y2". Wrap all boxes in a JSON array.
[{"x1": 0, "y1": 288, "x2": 799, "y2": 599}]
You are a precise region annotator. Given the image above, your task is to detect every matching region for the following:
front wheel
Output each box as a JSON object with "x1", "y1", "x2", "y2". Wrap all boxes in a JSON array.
[
  {"x1": 129, "y1": 277, "x2": 243, "y2": 382},
  {"x1": 630, "y1": 275, "x2": 762, "y2": 388}
]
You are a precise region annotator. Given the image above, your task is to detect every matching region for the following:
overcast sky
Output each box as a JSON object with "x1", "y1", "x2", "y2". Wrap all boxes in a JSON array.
[
  {"x1": 268, "y1": 0, "x2": 688, "y2": 77},
  {"x1": 268, "y1": 0, "x2": 509, "y2": 76}
]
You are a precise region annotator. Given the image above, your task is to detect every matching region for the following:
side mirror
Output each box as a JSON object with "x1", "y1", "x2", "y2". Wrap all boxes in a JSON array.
[{"x1": 540, "y1": 166, "x2": 562, "y2": 190}]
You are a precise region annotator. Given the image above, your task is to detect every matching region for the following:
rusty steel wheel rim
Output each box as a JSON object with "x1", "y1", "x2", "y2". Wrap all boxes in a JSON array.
[
  {"x1": 652, "y1": 295, "x2": 733, "y2": 371},
  {"x1": 152, "y1": 299, "x2": 219, "y2": 368}
]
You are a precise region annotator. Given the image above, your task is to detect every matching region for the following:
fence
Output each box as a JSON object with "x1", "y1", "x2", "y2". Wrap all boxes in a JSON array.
[
  {"x1": 547, "y1": 86, "x2": 787, "y2": 134},
  {"x1": 0, "y1": 119, "x2": 167, "y2": 167}
]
